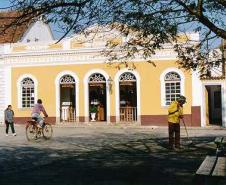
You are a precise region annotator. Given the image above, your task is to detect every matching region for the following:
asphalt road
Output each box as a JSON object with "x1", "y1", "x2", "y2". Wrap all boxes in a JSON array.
[{"x1": 0, "y1": 125, "x2": 226, "y2": 185}]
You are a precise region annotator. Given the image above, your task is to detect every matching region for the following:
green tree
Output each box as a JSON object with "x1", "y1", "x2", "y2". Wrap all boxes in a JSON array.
[{"x1": 1, "y1": 0, "x2": 226, "y2": 76}]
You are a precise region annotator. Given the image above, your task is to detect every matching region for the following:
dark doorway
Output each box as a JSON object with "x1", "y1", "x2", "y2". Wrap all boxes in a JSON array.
[
  {"x1": 119, "y1": 72, "x2": 137, "y2": 122},
  {"x1": 88, "y1": 73, "x2": 107, "y2": 122},
  {"x1": 60, "y1": 75, "x2": 76, "y2": 122},
  {"x1": 205, "y1": 85, "x2": 222, "y2": 125}
]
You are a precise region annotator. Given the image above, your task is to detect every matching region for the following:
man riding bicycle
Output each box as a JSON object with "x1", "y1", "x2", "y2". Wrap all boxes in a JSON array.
[{"x1": 31, "y1": 99, "x2": 48, "y2": 128}]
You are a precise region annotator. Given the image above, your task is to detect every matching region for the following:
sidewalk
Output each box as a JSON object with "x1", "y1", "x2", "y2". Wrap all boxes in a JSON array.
[
  {"x1": 2, "y1": 122, "x2": 224, "y2": 130},
  {"x1": 41, "y1": 122, "x2": 226, "y2": 130}
]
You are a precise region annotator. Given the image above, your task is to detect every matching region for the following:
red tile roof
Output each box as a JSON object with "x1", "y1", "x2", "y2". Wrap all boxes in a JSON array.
[{"x1": 0, "y1": 11, "x2": 32, "y2": 43}]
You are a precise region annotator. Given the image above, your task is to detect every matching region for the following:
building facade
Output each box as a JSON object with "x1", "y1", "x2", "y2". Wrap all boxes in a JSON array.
[{"x1": 0, "y1": 22, "x2": 225, "y2": 127}]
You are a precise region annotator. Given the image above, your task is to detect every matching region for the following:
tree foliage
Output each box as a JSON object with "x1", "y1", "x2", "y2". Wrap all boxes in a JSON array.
[{"x1": 1, "y1": 0, "x2": 226, "y2": 76}]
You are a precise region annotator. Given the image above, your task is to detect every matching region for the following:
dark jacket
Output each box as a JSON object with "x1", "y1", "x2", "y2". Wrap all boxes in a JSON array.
[{"x1": 4, "y1": 109, "x2": 14, "y2": 123}]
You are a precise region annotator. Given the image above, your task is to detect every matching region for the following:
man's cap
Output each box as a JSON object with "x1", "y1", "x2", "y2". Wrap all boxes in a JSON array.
[
  {"x1": 177, "y1": 95, "x2": 187, "y2": 103},
  {"x1": 37, "y1": 99, "x2": 42, "y2": 104}
]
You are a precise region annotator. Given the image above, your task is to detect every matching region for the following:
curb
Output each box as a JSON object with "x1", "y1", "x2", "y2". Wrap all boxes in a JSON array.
[{"x1": 1, "y1": 124, "x2": 225, "y2": 130}]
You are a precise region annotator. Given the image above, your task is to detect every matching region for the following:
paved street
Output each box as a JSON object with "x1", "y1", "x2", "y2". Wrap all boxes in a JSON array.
[{"x1": 0, "y1": 124, "x2": 226, "y2": 185}]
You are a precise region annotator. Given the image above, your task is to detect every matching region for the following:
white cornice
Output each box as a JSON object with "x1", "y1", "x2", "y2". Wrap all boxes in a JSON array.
[
  {"x1": 1, "y1": 47, "x2": 106, "y2": 58},
  {"x1": 0, "y1": 43, "x2": 178, "y2": 67}
]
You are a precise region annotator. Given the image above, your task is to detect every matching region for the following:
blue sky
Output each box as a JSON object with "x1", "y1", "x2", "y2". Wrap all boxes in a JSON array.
[
  {"x1": 0, "y1": 1, "x2": 223, "y2": 48},
  {"x1": 0, "y1": 0, "x2": 10, "y2": 8}
]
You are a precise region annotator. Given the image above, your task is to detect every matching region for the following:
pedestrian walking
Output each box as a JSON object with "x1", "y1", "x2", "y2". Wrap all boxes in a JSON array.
[
  {"x1": 4, "y1": 105, "x2": 16, "y2": 136},
  {"x1": 168, "y1": 95, "x2": 186, "y2": 149}
]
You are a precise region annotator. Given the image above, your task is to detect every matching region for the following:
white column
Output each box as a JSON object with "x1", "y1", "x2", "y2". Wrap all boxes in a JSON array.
[
  {"x1": 192, "y1": 71, "x2": 202, "y2": 106},
  {"x1": 221, "y1": 83, "x2": 226, "y2": 127},
  {"x1": 0, "y1": 66, "x2": 12, "y2": 124},
  {"x1": 192, "y1": 71, "x2": 203, "y2": 126},
  {"x1": 0, "y1": 67, "x2": 5, "y2": 124}
]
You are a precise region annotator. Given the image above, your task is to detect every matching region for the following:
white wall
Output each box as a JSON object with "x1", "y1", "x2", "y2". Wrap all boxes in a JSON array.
[
  {"x1": 20, "y1": 20, "x2": 54, "y2": 43},
  {"x1": 192, "y1": 71, "x2": 202, "y2": 107}
]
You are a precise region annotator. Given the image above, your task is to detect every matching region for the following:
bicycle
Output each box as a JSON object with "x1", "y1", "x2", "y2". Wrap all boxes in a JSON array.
[{"x1": 26, "y1": 119, "x2": 53, "y2": 141}]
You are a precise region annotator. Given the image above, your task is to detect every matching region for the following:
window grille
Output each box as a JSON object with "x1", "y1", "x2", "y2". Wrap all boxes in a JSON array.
[
  {"x1": 164, "y1": 72, "x2": 181, "y2": 105},
  {"x1": 119, "y1": 72, "x2": 136, "y2": 81},
  {"x1": 60, "y1": 75, "x2": 75, "y2": 84},
  {"x1": 21, "y1": 78, "x2": 35, "y2": 108},
  {"x1": 89, "y1": 73, "x2": 106, "y2": 83}
]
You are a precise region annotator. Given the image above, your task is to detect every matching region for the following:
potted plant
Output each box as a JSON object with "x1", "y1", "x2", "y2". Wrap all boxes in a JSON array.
[{"x1": 90, "y1": 105, "x2": 97, "y2": 121}]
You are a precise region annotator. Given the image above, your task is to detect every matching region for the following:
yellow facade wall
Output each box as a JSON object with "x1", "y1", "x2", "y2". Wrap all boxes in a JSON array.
[
  {"x1": 11, "y1": 60, "x2": 192, "y2": 118},
  {"x1": 135, "y1": 61, "x2": 192, "y2": 115},
  {"x1": 70, "y1": 40, "x2": 84, "y2": 48},
  {"x1": 48, "y1": 43, "x2": 63, "y2": 50},
  {"x1": 12, "y1": 45, "x2": 27, "y2": 52}
]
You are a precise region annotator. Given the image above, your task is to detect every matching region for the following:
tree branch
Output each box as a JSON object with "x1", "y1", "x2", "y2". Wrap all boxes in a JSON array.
[
  {"x1": 215, "y1": 0, "x2": 226, "y2": 7},
  {"x1": 174, "y1": 0, "x2": 226, "y2": 39},
  {"x1": 197, "y1": 0, "x2": 203, "y2": 16},
  {"x1": 56, "y1": 6, "x2": 82, "y2": 43}
]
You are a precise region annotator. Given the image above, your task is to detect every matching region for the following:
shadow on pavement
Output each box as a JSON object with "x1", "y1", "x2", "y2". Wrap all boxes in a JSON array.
[{"x1": 0, "y1": 136, "x2": 222, "y2": 185}]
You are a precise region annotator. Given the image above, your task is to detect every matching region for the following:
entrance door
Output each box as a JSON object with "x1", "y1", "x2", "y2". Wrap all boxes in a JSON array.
[
  {"x1": 88, "y1": 73, "x2": 107, "y2": 122},
  {"x1": 119, "y1": 72, "x2": 137, "y2": 122},
  {"x1": 205, "y1": 85, "x2": 222, "y2": 125},
  {"x1": 59, "y1": 75, "x2": 76, "y2": 122}
]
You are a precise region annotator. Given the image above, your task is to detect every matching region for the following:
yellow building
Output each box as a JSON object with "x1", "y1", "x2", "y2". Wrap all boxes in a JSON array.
[{"x1": 0, "y1": 22, "x2": 225, "y2": 127}]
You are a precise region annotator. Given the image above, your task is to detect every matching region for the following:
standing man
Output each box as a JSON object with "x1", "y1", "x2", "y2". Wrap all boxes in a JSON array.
[
  {"x1": 5, "y1": 105, "x2": 16, "y2": 136},
  {"x1": 168, "y1": 95, "x2": 186, "y2": 149}
]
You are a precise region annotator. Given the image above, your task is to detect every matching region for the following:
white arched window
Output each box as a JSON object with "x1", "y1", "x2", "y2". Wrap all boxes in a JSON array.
[
  {"x1": 164, "y1": 72, "x2": 181, "y2": 105},
  {"x1": 21, "y1": 77, "x2": 35, "y2": 108}
]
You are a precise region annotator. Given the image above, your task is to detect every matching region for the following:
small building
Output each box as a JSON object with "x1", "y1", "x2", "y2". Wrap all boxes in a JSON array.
[{"x1": 0, "y1": 18, "x2": 225, "y2": 127}]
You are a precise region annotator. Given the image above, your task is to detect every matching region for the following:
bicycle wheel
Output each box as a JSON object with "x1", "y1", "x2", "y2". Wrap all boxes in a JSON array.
[
  {"x1": 42, "y1": 123, "x2": 53, "y2": 139},
  {"x1": 26, "y1": 124, "x2": 37, "y2": 141}
]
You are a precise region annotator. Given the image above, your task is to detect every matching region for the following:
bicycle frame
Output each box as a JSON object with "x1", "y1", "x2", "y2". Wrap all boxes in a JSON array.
[{"x1": 26, "y1": 120, "x2": 53, "y2": 141}]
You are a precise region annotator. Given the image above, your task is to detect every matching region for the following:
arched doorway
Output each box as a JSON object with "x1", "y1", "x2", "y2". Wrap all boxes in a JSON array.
[
  {"x1": 59, "y1": 75, "x2": 76, "y2": 122},
  {"x1": 119, "y1": 72, "x2": 137, "y2": 122},
  {"x1": 88, "y1": 73, "x2": 107, "y2": 122}
]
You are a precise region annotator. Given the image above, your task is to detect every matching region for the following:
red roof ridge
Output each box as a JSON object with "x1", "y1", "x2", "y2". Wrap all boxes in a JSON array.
[{"x1": 0, "y1": 10, "x2": 33, "y2": 43}]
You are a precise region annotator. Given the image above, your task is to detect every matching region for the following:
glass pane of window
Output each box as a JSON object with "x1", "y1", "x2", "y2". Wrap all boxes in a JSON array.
[
  {"x1": 164, "y1": 78, "x2": 181, "y2": 105},
  {"x1": 21, "y1": 78, "x2": 35, "y2": 108}
]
